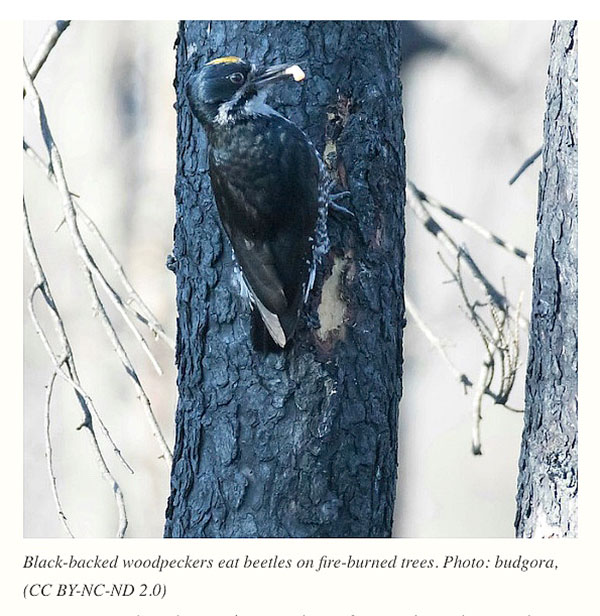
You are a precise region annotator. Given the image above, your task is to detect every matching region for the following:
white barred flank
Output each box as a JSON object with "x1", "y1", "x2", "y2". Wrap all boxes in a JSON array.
[
  {"x1": 306, "y1": 154, "x2": 331, "y2": 300},
  {"x1": 232, "y1": 259, "x2": 251, "y2": 303}
]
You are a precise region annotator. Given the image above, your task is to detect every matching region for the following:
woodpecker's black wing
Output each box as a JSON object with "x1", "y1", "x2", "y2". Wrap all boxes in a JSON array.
[{"x1": 208, "y1": 114, "x2": 320, "y2": 347}]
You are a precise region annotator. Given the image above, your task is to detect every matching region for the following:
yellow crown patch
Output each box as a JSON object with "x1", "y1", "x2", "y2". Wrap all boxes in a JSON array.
[{"x1": 206, "y1": 56, "x2": 242, "y2": 66}]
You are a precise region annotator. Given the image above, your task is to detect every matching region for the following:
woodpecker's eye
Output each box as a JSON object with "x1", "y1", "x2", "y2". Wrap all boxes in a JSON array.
[{"x1": 229, "y1": 72, "x2": 245, "y2": 85}]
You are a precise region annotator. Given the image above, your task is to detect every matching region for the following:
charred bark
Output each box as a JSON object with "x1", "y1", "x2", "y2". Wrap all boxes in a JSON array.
[
  {"x1": 515, "y1": 21, "x2": 578, "y2": 538},
  {"x1": 164, "y1": 21, "x2": 405, "y2": 538}
]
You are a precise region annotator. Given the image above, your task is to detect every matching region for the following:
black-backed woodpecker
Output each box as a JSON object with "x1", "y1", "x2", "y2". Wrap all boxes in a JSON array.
[{"x1": 186, "y1": 56, "x2": 331, "y2": 351}]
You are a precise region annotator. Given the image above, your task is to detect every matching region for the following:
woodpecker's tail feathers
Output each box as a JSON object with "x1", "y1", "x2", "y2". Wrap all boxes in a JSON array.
[
  {"x1": 240, "y1": 266, "x2": 305, "y2": 352},
  {"x1": 249, "y1": 290, "x2": 307, "y2": 352},
  {"x1": 240, "y1": 271, "x2": 287, "y2": 349},
  {"x1": 254, "y1": 296, "x2": 286, "y2": 348},
  {"x1": 250, "y1": 308, "x2": 284, "y2": 352}
]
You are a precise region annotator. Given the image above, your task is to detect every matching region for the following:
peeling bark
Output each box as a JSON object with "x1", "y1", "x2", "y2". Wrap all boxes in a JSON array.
[
  {"x1": 316, "y1": 256, "x2": 348, "y2": 341},
  {"x1": 515, "y1": 21, "x2": 578, "y2": 538},
  {"x1": 164, "y1": 21, "x2": 405, "y2": 538}
]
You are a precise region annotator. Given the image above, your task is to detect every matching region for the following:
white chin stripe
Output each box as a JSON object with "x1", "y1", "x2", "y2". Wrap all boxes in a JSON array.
[
  {"x1": 215, "y1": 92, "x2": 285, "y2": 125},
  {"x1": 243, "y1": 97, "x2": 283, "y2": 119},
  {"x1": 215, "y1": 100, "x2": 234, "y2": 125}
]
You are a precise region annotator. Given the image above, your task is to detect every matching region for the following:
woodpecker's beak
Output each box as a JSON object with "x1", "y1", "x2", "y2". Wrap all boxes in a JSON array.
[{"x1": 252, "y1": 63, "x2": 306, "y2": 88}]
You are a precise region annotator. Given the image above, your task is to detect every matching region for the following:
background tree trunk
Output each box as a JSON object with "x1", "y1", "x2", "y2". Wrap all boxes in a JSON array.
[
  {"x1": 164, "y1": 21, "x2": 405, "y2": 538},
  {"x1": 515, "y1": 20, "x2": 578, "y2": 538}
]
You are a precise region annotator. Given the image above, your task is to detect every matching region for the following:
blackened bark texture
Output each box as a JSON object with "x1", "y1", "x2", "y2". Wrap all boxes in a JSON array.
[
  {"x1": 164, "y1": 21, "x2": 405, "y2": 538},
  {"x1": 515, "y1": 21, "x2": 578, "y2": 538}
]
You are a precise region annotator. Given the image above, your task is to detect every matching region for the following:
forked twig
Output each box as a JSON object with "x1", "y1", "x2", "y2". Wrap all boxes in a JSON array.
[
  {"x1": 23, "y1": 20, "x2": 71, "y2": 98},
  {"x1": 23, "y1": 138, "x2": 163, "y2": 376},
  {"x1": 405, "y1": 294, "x2": 473, "y2": 392},
  {"x1": 24, "y1": 198, "x2": 128, "y2": 537},
  {"x1": 408, "y1": 181, "x2": 533, "y2": 265},
  {"x1": 23, "y1": 140, "x2": 174, "y2": 350},
  {"x1": 438, "y1": 251, "x2": 523, "y2": 454},
  {"x1": 23, "y1": 61, "x2": 173, "y2": 465},
  {"x1": 406, "y1": 181, "x2": 529, "y2": 331}
]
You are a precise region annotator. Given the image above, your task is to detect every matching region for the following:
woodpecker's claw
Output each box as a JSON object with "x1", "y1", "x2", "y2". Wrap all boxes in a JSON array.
[
  {"x1": 329, "y1": 191, "x2": 351, "y2": 201},
  {"x1": 328, "y1": 190, "x2": 354, "y2": 218},
  {"x1": 328, "y1": 200, "x2": 354, "y2": 219},
  {"x1": 329, "y1": 202, "x2": 354, "y2": 217}
]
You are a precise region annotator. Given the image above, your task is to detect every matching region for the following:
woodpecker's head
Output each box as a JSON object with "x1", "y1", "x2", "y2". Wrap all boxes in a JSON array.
[{"x1": 186, "y1": 56, "x2": 305, "y2": 127}]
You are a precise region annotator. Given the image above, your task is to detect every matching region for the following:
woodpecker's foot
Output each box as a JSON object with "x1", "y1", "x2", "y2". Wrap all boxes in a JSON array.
[
  {"x1": 328, "y1": 191, "x2": 354, "y2": 218},
  {"x1": 329, "y1": 190, "x2": 351, "y2": 201}
]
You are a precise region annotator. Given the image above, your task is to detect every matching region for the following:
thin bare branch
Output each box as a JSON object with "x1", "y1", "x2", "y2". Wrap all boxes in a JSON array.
[
  {"x1": 23, "y1": 140, "x2": 175, "y2": 351},
  {"x1": 405, "y1": 294, "x2": 473, "y2": 391},
  {"x1": 406, "y1": 181, "x2": 528, "y2": 331},
  {"x1": 471, "y1": 360, "x2": 492, "y2": 456},
  {"x1": 22, "y1": 141, "x2": 164, "y2": 376},
  {"x1": 29, "y1": 292, "x2": 135, "y2": 474},
  {"x1": 437, "y1": 248, "x2": 524, "y2": 453},
  {"x1": 24, "y1": 62, "x2": 172, "y2": 465},
  {"x1": 408, "y1": 181, "x2": 533, "y2": 265},
  {"x1": 24, "y1": 200, "x2": 132, "y2": 473},
  {"x1": 76, "y1": 205, "x2": 175, "y2": 347},
  {"x1": 508, "y1": 146, "x2": 542, "y2": 185},
  {"x1": 44, "y1": 371, "x2": 75, "y2": 538},
  {"x1": 24, "y1": 198, "x2": 128, "y2": 537},
  {"x1": 405, "y1": 290, "x2": 523, "y2": 419},
  {"x1": 23, "y1": 20, "x2": 71, "y2": 98}
]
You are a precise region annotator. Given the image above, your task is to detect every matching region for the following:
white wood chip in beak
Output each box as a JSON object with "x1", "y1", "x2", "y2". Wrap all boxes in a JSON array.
[{"x1": 285, "y1": 65, "x2": 306, "y2": 82}]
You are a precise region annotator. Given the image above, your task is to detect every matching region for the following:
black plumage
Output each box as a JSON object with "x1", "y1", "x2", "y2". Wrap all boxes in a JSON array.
[{"x1": 186, "y1": 56, "x2": 328, "y2": 351}]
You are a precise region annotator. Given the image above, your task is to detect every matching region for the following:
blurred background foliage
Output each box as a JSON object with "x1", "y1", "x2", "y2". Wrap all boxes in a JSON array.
[{"x1": 23, "y1": 20, "x2": 551, "y2": 537}]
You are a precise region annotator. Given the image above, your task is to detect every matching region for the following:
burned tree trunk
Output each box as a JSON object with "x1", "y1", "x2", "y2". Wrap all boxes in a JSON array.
[
  {"x1": 164, "y1": 20, "x2": 405, "y2": 538},
  {"x1": 515, "y1": 21, "x2": 578, "y2": 538}
]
